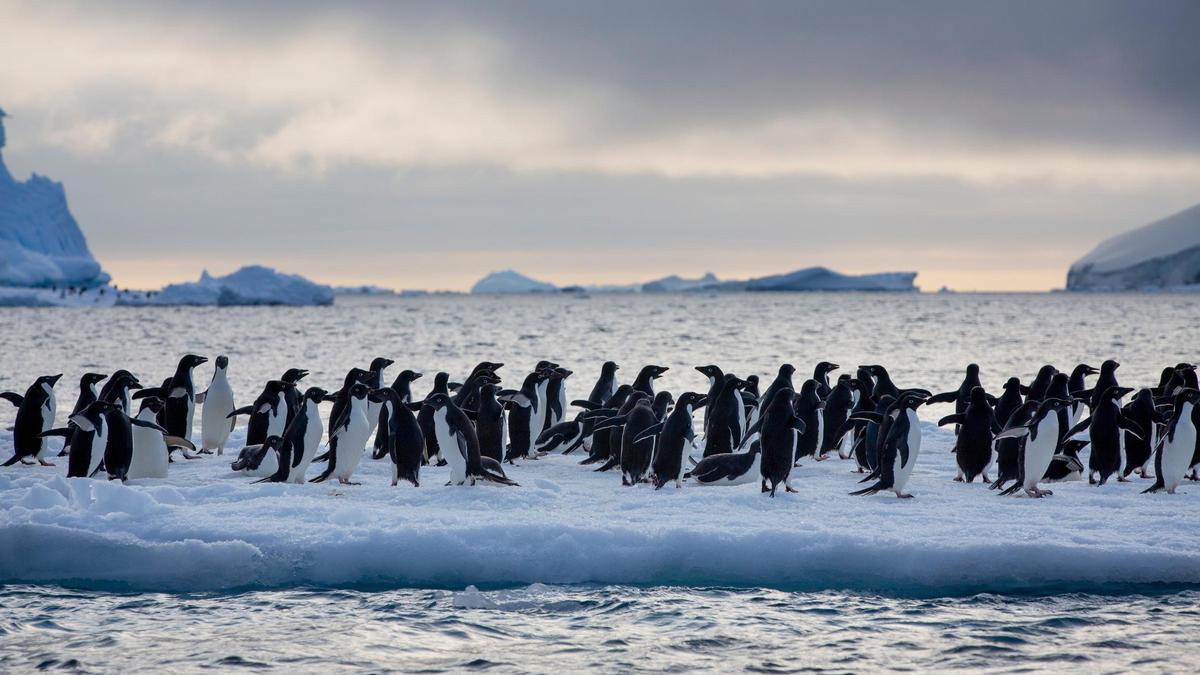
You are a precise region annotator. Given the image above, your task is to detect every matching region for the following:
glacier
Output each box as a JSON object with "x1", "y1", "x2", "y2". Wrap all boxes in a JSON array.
[
  {"x1": 0, "y1": 108, "x2": 109, "y2": 289},
  {"x1": 1, "y1": 421, "x2": 1197, "y2": 594},
  {"x1": 146, "y1": 265, "x2": 335, "y2": 306},
  {"x1": 1067, "y1": 203, "x2": 1200, "y2": 291}
]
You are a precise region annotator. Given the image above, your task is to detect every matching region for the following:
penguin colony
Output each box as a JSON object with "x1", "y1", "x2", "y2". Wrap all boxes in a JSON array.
[{"x1": 4, "y1": 356, "x2": 1200, "y2": 498}]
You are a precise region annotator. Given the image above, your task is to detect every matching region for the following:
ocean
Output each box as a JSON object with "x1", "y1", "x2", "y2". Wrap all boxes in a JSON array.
[{"x1": 2, "y1": 292, "x2": 1199, "y2": 672}]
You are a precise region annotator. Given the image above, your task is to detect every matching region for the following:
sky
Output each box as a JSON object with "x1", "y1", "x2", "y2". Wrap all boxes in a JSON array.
[{"x1": 1, "y1": 0, "x2": 1198, "y2": 292}]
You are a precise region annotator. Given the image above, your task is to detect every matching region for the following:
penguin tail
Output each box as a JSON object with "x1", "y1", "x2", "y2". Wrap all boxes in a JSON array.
[
  {"x1": 313, "y1": 450, "x2": 330, "y2": 463},
  {"x1": 857, "y1": 469, "x2": 879, "y2": 484},
  {"x1": 477, "y1": 470, "x2": 519, "y2": 487},
  {"x1": 849, "y1": 482, "x2": 884, "y2": 496},
  {"x1": 999, "y1": 483, "x2": 1022, "y2": 497},
  {"x1": 593, "y1": 456, "x2": 619, "y2": 472},
  {"x1": 309, "y1": 463, "x2": 335, "y2": 483},
  {"x1": 987, "y1": 477, "x2": 1004, "y2": 490}
]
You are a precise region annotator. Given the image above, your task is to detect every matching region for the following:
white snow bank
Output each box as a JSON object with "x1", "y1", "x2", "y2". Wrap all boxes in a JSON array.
[
  {"x1": 1, "y1": 422, "x2": 1198, "y2": 595},
  {"x1": 0, "y1": 110, "x2": 109, "y2": 289},
  {"x1": 148, "y1": 266, "x2": 334, "y2": 306},
  {"x1": 1068, "y1": 203, "x2": 1200, "y2": 290},
  {"x1": 470, "y1": 270, "x2": 557, "y2": 294}
]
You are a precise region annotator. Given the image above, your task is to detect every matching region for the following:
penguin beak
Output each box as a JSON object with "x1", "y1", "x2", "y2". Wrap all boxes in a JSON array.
[
  {"x1": 412, "y1": 372, "x2": 423, "y2": 380},
  {"x1": 48, "y1": 374, "x2": 63, "y2": 386}
]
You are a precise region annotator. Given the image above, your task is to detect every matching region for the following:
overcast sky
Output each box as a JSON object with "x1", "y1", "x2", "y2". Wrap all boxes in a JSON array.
[{"x1": 1, "y1": 0, "x2": 1197, "y2": 290}]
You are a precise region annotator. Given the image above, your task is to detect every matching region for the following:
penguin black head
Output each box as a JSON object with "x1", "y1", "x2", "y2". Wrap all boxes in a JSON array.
[
  {"x1": 369, "y1": 357, "x2": 394, "y2": 372},
  {"x1": 695, "y1": 365, "x2": 722, "y2": 379},
  {"x1": 1102, "y1": 385, "x2": 1133, "y2": 400},
  {"x1": 38, "y1": 374, "x2": 64, "y2": 388},
  {"x1": 778, "y1": 363, "x2": 796, "y2": 377},
  {"x1": 837, "y1": 374, "x2": 852, "y2": 384},
  {"x1": 396, "y1": 370, "x2": 423, "y2": 383},
  {"x1": 536, "y1": 360, "x2": 559, "y2": 371},
  {"x1": 476, "y1": 361, "x2": 505, "y2": 372},
  {"x1": 966, "y1": 363, "x2": 980, "y2": 376},
  {"x1": 652, "y1": 390, "x2": 674, "y2": 413},
  {"x1": 1101, "y1": 360, "x2": 1120, "y2": 373},
  {"x1": 139, "y1": 396, "x2": 165, "y2": 413},
  {"x1": 281, "y1": 368, "x2": 308, "y2": 383},
  {"x1": 602, "y1": 361, "x2": 619, "y2": 373},
  {"x1": 1176, "y1": 363, "x2": 1197, "y2": 373},
  {"x1": 815, "y1": 362, "x2": 839, "y2": 375},
  {"x1": 265, "y1": 380, "x2": 290, "y2": 394},
  {"x1": 677, "y1": 391, "x2": 707, "y2": 409},
  {"x1": 798, "y1": 379, "x2": 818, "y2": 397},
  {"x1": 768, "y1": 387, "x2": 796, "y2": 409},
  {"x1": 434, "y1": 372, "x2": 450, "y2": 387},
  {"x1": 179, "y1": 354, "x2": 208, "y2": 369},
  {"x1": 349, "y1": 383, "x2": 371, "y2": 400},
  {"x1": 303, "y1": 387, "x2": 328, "y2": 403},
  {"x1": 1177, "y1": 388, "x2": 1200, "y2": 405},
  {"x1": 901, "y1": 392, "x2": 929, "y2": 409},
  {"x1": 263, "y1": 435, "x2": 284, "y2": 450},
  {"x1": 426, "y1": 392, "x2": 452, "y2": 409},
  {"x1": 1004, "y1": 377, "x2": 1021, "y2": 390},
  {"x1": 110, "y1": 369, "x2": 140, "y2": 386},
  {"x1": 553, "y1": 367, "x2": 573, "y2": 379},
  {"x1": 969, "y1": 386, "x2": 988, "y2": 404},
  {"x1": 1073, "y1": 363, "x2": 1098, "y2": 377},
  {"x1": 80, "y1": 372, "x2": 108, "y2": 386},
  {"x1": 214, "y1": 355, "x2": 229, "y2": 370}
]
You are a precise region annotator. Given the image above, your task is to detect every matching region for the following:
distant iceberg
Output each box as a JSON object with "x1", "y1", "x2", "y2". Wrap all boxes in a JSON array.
[
  {"x1": 737, "y1": 267, "x2": 917, "y2": 292},
  {"x1": 1067, "y1": 203, "x2": 1200, "y2": 291},
  {"x1": 0, "y1": 108, "x2": 109, "y2": 289},
  {"x1": 471, "y1": 270, "x2": 558, "y2": 294},
  {"x1": 333, "y1": 284, "x2": 395, "y2": 296},
  {"x1": 641, "y1": 272, "x2": 720, "y2": 292},
  {"x1": 148, "y1": 266, "x2": 334, "y2": 306}
]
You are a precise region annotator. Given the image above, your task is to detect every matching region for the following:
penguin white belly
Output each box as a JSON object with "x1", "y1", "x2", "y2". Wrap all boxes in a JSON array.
[
  {"x1": 37, "y1": 394, "x2": 57, "y2": 459},
  {"x1": 266, "y1": 394, "x2": 288, "y2": 438},
  {"x1": 129, "y1": 419, "x2": 169, "y2": 480},
  {"x1": 815, "y1": 412, "x2": 825, "y2": 456},
  {"x1": 245, "y1": 448, "x2": 279, "y2": 478},
  {"x1": 86, "y1": 424, "x2": 108, "y2": 478},
  {"x1": 434, "y1": 409, "x2": 468, "y2": 484},
  {"x1": 557, "y1": 389, "x2": 567, "y2": 425},
  {"x1": 1162, "y1": 405, "x2": 1196, "y2": 493},
  {"x1": 1022, "y1": 417, "x2": 1058, "y2": 491},
  {"x1": 734, "y1": 390, "x2": 746, "y2": 439},
  {"x1": 366, "y1": 400, "x2": 382, "y2": 437},
  {"x1": 291, "y1": 408, "x2": 324, "y2": 483},
  {"x1": 184, "y1": 397, "x2": 196, "y2": 442},
  {"x1": 527, "y1": 405, "x2": 542, "y2": 455},
  {"x1": 201, "y1": 378, "x2": 235, "y2": 450},
  {"x1": 333, "y1": 411, "x2": 369, "y2": 480},
  {"x1": 892, "y1": 411, "x2": 921, "y2": 494},
  {"x1": 726, "y1": 453, "x2": 761, "y2": 485}
]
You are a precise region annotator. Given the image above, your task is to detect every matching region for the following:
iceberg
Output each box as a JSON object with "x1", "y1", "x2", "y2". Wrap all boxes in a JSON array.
[
  {"x1": 0, "y1": 108, "x2": 109, "y2": 289},
  {"x1": 148, "y1": 265, "x2": 334, "y2": 306},
  {"x1": 641, "y1": 272, "x2": 719, "y2": 293},
  {"x1": 2, "y1": 421, "x2": 1197, "y2": 594},
  {"x1": 705, "y1": 267, "x2": 918, "y2": 292},
  {"x1": 1067, "y1": 203, "x2": 1200, "y2": 291},
  {"x1": 471, "y1": 270, "x2": 557, "y2": 294}
]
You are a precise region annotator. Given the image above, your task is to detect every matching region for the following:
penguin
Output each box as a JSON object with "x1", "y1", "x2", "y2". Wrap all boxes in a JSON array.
[
  {"x1": 578, "y1": 385, "x2": 631, "y2": 465},
  {"x1": 504, "y1": 370, "x2": 548, "y2": 463},
  {"x1": 590, "y1": 392, "x2": 651, "y2": 473},
  {"x1": 1, "y1": 373, "x2": 63, "y2": 466},
  {"x1": 58, "y1": 400, "x2": 109, "y2": 478},
  {"x1": 311, "y1": 383, "x2": 371, "y2": 485},
  {"x1": 695, "y1": 365, "x2": 725, "y2": 430},
  {"x1": 456, "y1": 362, "x2": 505, "y2": 411},
  {"x1": 750, "y1": 364, "x2": 796, "y2": 430},
  {"x1": 425, "y1": 393, "x2": 518, "y2": 486},
  {"x1": 231, "y1": 435, "x2": 283, "y2": 478},
  {"x1": 129, "y1": 397, "x2": 195, "y2": 479},
  {"x1": 161, "y1": 354, "x2": 208, "y2": 442},
  {"x1": 372, "y1": 369, "x2": 422, "y2": 458},
  {"x1": 543, "y1": 368, "x2": 573, "y2": 431},
  {"x1": 474, "y1": 383, "x2": 508, "y2": 462},
  {"x1": 1122, "y1": 389, "x2": 1164, "y2": 479},
  {"x1": 417, "y1": 372, "x2": 452, "y2": 465},
  {"x1": 1143, "y1": 389, "x2": 1200, "y2": 494},
  {"x1": 687, "y1": 439, "x2": 762, "y2": 486},
  {"x1": 836, "y1": 393, "x2": 894, "y2": 475},
  {"x1": 363, "y1": 357, "x2": 394, "y2": 438},
  {"x1": 1087, "y1": 360, "x2": 1122, "y2": 411},
  {"x1": 535, "y1": 413, "x2": 596, "y2": 456},
  {"x1": 388, "y1": 370, "x2": 423, "y2": 406},
  {"x1": 1066, "y1": 364, "x2": 1098, "y2": 425},
  {"x1": 101, "y1": 404, "x2": 168, "y2": 482},
  {"x1": 703, "y1": 374, "x2": 749, "y2": 458},
  {"x1": 790, "y1": 379, "x2": 824, "y2": 466},
  {"x1": 531, "y1": 361, "x2": 559, "y2": 435},
  {"x1": 1046, "y1": 373, "x2": 1074, "y2": 447},
  {"x1": 850, "y1": 392, "x2": 926, "y2": 498},
  {"x1": 989, "y1": 400, "x2": 1038, "y2": 491},
  {"x1": 994, "y1": 398, "x2": 1074, "y2": 497},
  {"x1": 819, "y1": 375, "x2": 855, "y2": 459},
  {"x1": 618, "y1": 398, "x2": 659, "y2": 486},
  {"x1": 451, "y1": 368, "x2": 499, "y2": 409},
  {"x1": 812, "y1": 362, "x2": 839, "y2": 399},
  {"x1": 365, "y1": 387, "x2": 423, "y2": 487},
  {"x1": 845, "y1": 377, "x2": 877, "y2": 472},
  {"x1": 56, "y1": 372, "x2": 107, "y2": 456},
  {"x1": 279, "y1": 367, "x2": 309, "y2": 428},
  {"x1": 927, "y1": 363, "x2": 983, "y2": 436},
  {"x1": 1026, "y1": 365, "x2": 1058, "y2": 402},
  {"x1": 587, "y1": 361, "x2": 620, "y2": 405},
  {"x1": 99, "y1": 370, "x2": 141, "y2": 414},
  {"x1": 631, "y1": 365, "x2": 669, "y2": 396},
  {"x1": 641, "y1": 391, "x2": 706, "y2": 489},
  {"x1": 275, "y1": 386, "x2": 328, "y2": 483},
  {"x1": 200, "y1": 355, "x2": 236, "y2": 455},
  {"x1": 863, "y1": 364, "x2": 900, "y2": 400},
  {"x1": 938, "y1": 387, "x2": 998, "y2": 483},
  {"x1": 325, "y1": 367, "x2": 369, "y2": 456},
  {"x1": 229, "y1": 380, "x2": 290, "y2": 447},
  {"x1": 750, "y1": 387, "x2": 805, "y2": 496},
  {"x1": 651, "y1": 390, "x2": 674, "y2": 420},
  {"x1": 1067, "y1": 386, "x2": 1143, "y2": 485}
]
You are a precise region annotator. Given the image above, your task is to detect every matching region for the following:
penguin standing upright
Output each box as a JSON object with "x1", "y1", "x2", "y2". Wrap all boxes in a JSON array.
[
  {"x1": 850, "y1": 393, "x2": 927, "y2": 499},
  {"x1": 927, "y1": 363, "x2": 983, "y2": 436},
  {"x1": 618, "y1": 398, "x2": 658, "y2": 486},
  {"x1": 819, "y1": 375, "x2": 855, "y2": 459},
  {"x1": 587, "y1": 361, "x2": 620, "y2": 405},
  {"x1": 845, "y1": 378, "x2": 877, "y2": 472},
  {"x1": 938, "y1": 387, "x2": 997, "y2": 483},
  {"x1": 363, "y1": 357, "x2": 394, "y2": 438},
  {"x1": 750, "y1": 364, "x2": 796, "y2": 430},
  {"x1": 102, "y1": 404, "x2": 169, "y2": 482},
  {"x1": 1122, "y1": 389, "x2": 1163, "y2": 479},
  {"x1": 417, "y1": 372, "x2": 451, "y2": 465},
  {"x1": 790, "y1": 380, "x2": 824, "y2": 466},
  {"x1": 995, "y1": 398, "x2": 1074, "y2": 498},
  {"x1": 55, "y1": 372, "x2": 107, "y2": 457},
  {"x1": 1067, "y1": 386, "x2": 1142, "y2": 485},
  {"x1": 279, "y1": 386, "x2": 328, "y2": 483},
  {"x1": 200, "y1": 355, "x2": 236, "y2": 455},
  {"x1": 425, "y1": 393, "x2": 518, "y2": 486},
  {"x1": 631, "y1": 365, "x2": 668, "y2": 397},
  {"x1": 643, "y1": 391, "x2": 705, "y2": 489},
  {"x1": 1026, "y1": 365, "x2": 1057, "y2": 402},
  {"x1": 753, "y1": 387, "x2": 804, "y2": 497},
  {"x1": 366, "y1": 387, "x2": 423, "y2": 487},
  {"x1": 279, "y1": 368, "x2": 309, "y2": 428},
  {"x1": 1143, "y1": 389, "x2": 1200, "y2": 494},
  {"x1": 1086, "y1": 360, "x2": 1122, "y2": 411},
  {"x1": 696, "y1": 365, "x2": 725, "y2": 430},
  {"x1": 703, "y1": 374, "x2": 749, "y2": 458},
  {"x1": 543, "y1": 368, "x2": 572, "y2": 431},
  {"x1": 312, "y1": 383, "x2": 371, "y2": 485},
  {"x1": 989, "y1": 399, "x2": 1037, "y2": 491},
  {"x1": 229, "y1": 380, "x2": 290, "y2": 447},
  {"x1": 1066, "y1": 364, "x2": 1097, "y2": 425},
  {"x1": 60, "y1": 401, "x2": 109, "y2": 478},
  {"x1": 1, "y1": 374, "x2": 63, "y2": 466},
  {"x1": 505, "y1": 370, "x2": 547, "y2": 463},
  {"x1": 161, "y1": 354, "x2": 207, "y2": 442},
  {"x1": 474, "y1": 384, "x2": 508, "y2": 462},
  {"x1": 590, "y1": 392, "x2": 650, "y2": 473}
]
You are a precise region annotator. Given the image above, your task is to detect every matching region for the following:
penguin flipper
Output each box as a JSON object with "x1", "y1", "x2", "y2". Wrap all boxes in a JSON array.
[
  {"x1": 40, "y1": 428, "x2": 73, "y2": 438},
  {"x1": 2, "y1": 454, "x2": 23, "y2": 467},
  {"x1": 937, "y1": 414, "x2": 965, "y2": 427},
  {"x1": 0, "y1": 392, "x2": 23, "y2": 406},
  {"x1": 227, "y1": 406, "x2": 253, "y2": 419},
  {"x1": 164, "y1": 435, "x2": 196, "y2": 452},
  {"x1": 130, "y1": 418, "x2": 169, "y2": 433},
  {"x1": 926, "y1": 391, "x2": 959, "y2": 404}
]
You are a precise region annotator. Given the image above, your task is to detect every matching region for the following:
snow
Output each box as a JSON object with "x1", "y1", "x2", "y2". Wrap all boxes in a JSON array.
[
  {"x1": 2, "y1": 420, "x2": 1198, "y2": 595},
  {"x1": 1068, "y1": 203, "x2": 1200, "y2": 291},
  {"x1": 148, "y1": 266, "x2": 334, "y2": 306},
  {"x1": 470, "y1": 270, "x2": 558, "y2": 294},
  {"x1": 0, "y1": 110, "x2": 109, "y2": 289}
]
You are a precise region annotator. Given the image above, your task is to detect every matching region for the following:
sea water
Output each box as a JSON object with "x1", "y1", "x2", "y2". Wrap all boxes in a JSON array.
[{"x1": 1, "y1": 292, "x2": 1199, "y2": 672}]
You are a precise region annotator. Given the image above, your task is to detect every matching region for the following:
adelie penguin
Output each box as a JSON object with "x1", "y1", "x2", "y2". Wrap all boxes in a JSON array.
[
  {"x1": 363, "y1": 387, "x2": 424, "y2": 487},
  {"x1": 938, "y1": 387, "x2": 998, "y2": 483},
  {"x1": 849, "y1": 392, "x2": 927, "y2": 499},
  {"x1": 617, "y1": 398, "x2": 659, "y2": 486},
  {"x1": 703, "y1": 374, "x2": 750, "y2": 458},
  {"x1": 789, "y1": 379, "x2": 824, "y2": 466},
  {"x1": 504, "y1": 370, "x2": 548, "y2": 463},
  {"x1": 257, "y1": 387, "x2": 328, "y2": 484},
  {"x1": 312, "y1": 383, "x2": 372, "y2": 485},
  {"x1": 641, "y1": 391, "x2": 706, "y2": 489},
  {"x1": 417, "y1": 372, "x2": 451, "y2": 465},
  {"x1": 425, "y1": 393, "x2": 518, "y2": 486},
  {"x1": 199, "y1": 356, "x2": 236, "y2": 455},
  {"x1": 101, "y1": 402, "x2": 169, "y2": 482},
  {"x1": 1066, "y1": 385, "x2": 1143, "y2": 486},
  {"x1": 232, "y1": 435, "x2": 284, "y2": 478},
  {"x1": 819, "y1": 375, "x2": 855, "y2": 460},
  {"x1": 542, "y1": 368, "x2": 573, "y2": 432},
  {"x1": 279, "y1": 367, "x2": 309, "y2": 428},
  {"x1": 696, "y1": 365, "x2": 725, "y2": 430},
  {"x1": 1122, "y1": 389, "x2": 1164, "y2": 479},
  {"x1": 129, "y1": 397, "x2": 196, "y2": 479},
  {"x1": 812, "y1": 362, "x2": 839, "y2": 399},
  {"x1": 994, "y1": 398, "x2": 1073, "y2": 497},
  {"x1": 1, "y1": 373, "x2": 63, "y2": 466},
  {"x1": 1066, "y1": 363, "x2": 1098, "y2": 425},
  {"x1": 989, "y1": 399, "x2": 1038, "y2": 491},
  {"x1": 750, "y1": 364, "x2": 795, "y2": 430},
  {"x1": 590, "y1": 391, "x2": 650, "y2": 473},
  {"x1": 99, "y1": 370, "x2": 141, "y2": 414},
  {"x1": 56, "y1": 372, "x2": 107, "y2": 457},
  {"x1": 321, "y1": 367, "x2": 369, "y2": 462},
  {"x1": 469, "y1": 383, "x2": 508, "y2": 462},
  {"x1": 631, "y1": 364, "x2": 668, "y2": 397},
  {"x1": 927, "y1": 363, "x2": 984, "y2": 437},
  {"x1": 1142, "y1": 389, "x2": 1200, "y2": 495},
  {"x1": 159, "y1": 354, "x2": 208, "y2": 442},
  {"x1": 745, "y1": 386, "x2": 805, "y2": 497},
  {"x1": 363, "y1": 357, "x2": 394, "y2": 438},
  {"x1": 587, "y1": 361, "x2": 620, "y2": 406},
  {"x1": 229, "y1": 380, "x2": 291, "y2": 447},
  {"x1": 577, "y1": 385, "x2": 631, "y2": 465},
  {"x1": 57, "y1": 400, "x2": 109, "y2": 477}
]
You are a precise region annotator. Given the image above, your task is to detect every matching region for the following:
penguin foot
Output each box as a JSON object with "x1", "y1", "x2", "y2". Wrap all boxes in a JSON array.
[
  {"x1": 982, "y1": 474, "x2": 991, "y2": 484},
  {"x1": 1089, "y1": 475, "x2": 1098, "y2": 485},
  {"x1": 38, "y1": 460, "x2": 56, "y2": 466},
  {"x1": 1117, "y1": 475, "x2": 1130, "y2": 482},
  {"x1": 1041, "y1": 489, "x2": 1054, "y2": 496},
  {"x1": 785, "y1": 485, "x2": 798, "y2": 493},
  {"x1": 953, "y1": 476, "x2": 964, "y2": 482},
  {"x1": 816, "y1": 454, "x2": 829, "y2": 461},
  {"x1": 199, "y1": 449, "x2": 214, "y2": 455},
  {"x1": 896, "y1": 493, "x2": 914, "y2": 499}
]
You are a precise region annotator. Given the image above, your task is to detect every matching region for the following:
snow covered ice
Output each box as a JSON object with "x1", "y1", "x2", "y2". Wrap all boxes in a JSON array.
[
  {"x1": 147, "y1": 265, "x2": 335, "y2": 306},
  {"x1": 2, "y1": 420, "x2": 1198, "y2": 595},
  {"x1": 1068, "y1": 202, "x2": 1200, "y2": 291}
]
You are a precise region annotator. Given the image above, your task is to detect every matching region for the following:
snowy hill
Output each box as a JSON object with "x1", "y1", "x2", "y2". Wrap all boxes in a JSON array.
[
  {"x1": 148, "y1": 266, "x2": 334, "y2": 306},
  {"x1": 1067, "y1": 203, "x2": 1200, "y2": 291},
  {"x1": 470, "y1": 270, "x2": 558, "y2": 294},
  {"x1": 0, "y1": 108, "x2": 109, "y2": 288}
]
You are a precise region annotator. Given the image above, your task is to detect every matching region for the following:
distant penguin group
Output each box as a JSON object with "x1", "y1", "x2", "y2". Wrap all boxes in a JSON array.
[{"x1": 4, "y1": 353, "x2": 1200, "y2": 500}]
